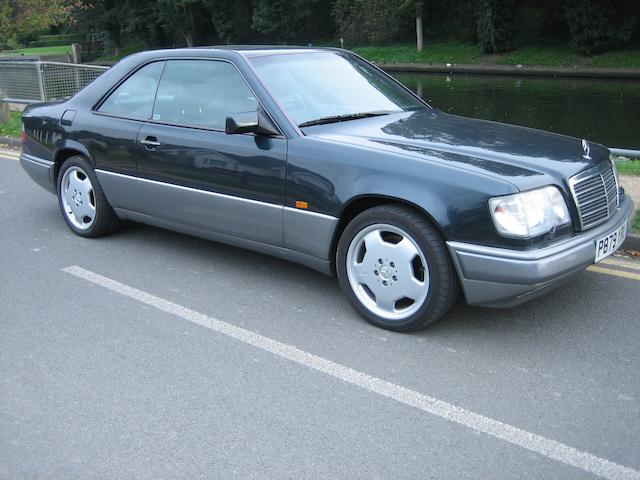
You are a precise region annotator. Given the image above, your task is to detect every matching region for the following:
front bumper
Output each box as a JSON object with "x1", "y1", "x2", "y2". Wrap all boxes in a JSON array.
[
  {"x1": 447, "y1": 194, "x2": 635, "y2": 308},
  {"x1": 20, "y1": 153, "x2": 56, "y2": 194}
]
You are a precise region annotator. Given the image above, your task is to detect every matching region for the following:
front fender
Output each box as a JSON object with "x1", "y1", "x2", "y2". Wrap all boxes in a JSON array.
[{"x1": 286, "y1": 137, "x2": 519, "y2": 248}]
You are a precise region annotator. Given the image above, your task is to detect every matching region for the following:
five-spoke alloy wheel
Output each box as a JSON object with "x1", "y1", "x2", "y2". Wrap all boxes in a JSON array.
[
  {"x1": 57, "y1": 155, "x2": 120, "y2": 237},
  {"x1": 337, "y1": 204, "x2": 458, "y2": 332}
]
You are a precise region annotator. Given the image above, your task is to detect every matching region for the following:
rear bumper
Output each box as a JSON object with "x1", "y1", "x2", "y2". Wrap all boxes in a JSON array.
[
  {"x1": 20, "y1": 153, "x2": 56, "y2": 194},
  {"x1": 447, "y1": 194, "x2": 634, "y2": 308}
]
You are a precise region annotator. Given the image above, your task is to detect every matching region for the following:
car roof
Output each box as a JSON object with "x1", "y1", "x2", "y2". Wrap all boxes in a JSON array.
[{"x1": 128, "y1": 45, "x2": 336, "y2": 61}]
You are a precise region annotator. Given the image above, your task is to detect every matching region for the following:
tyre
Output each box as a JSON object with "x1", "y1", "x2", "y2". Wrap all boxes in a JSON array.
[
  {"x1": 56, "y1": 155, "x2": 120, "y2": 237},
  {"x1": 336, "y1": 204, "x2": 459, "y2": 332}
]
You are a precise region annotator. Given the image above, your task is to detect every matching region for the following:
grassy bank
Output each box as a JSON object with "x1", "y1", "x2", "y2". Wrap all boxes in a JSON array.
[
  {"x1": 616, "y1": 159, "x2": 640, "y2": 177},
  {"x1": 353, "y1": 43, "x2": 640, "y2": 69},
  {"x1": 0, "y1": 111, "x2": 21, "y2": 138},
  {"x1": 0, "y1": 45, "x2": 72, "y2": 57}
]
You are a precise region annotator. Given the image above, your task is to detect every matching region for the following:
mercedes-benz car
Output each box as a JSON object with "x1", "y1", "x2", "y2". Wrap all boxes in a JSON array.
[{"x1": 20, "y1": 47, "x2": 633, "y2": 331}]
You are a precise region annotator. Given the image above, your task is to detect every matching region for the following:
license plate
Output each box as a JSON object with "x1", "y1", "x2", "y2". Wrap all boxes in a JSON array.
[{"x1": 594, "y1": 221, "x2": 627, "y2": 262}]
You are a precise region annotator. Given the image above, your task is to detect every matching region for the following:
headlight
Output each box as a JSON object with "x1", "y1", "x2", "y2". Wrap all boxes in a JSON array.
[{"x1": 488, "y1": 186, "x2": 571, "y2": 238}]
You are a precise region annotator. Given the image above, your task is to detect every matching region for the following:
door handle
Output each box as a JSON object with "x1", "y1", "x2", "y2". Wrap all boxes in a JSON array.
[{"x1": 140, "y1": 136, "x2": 161, "y2": 148}]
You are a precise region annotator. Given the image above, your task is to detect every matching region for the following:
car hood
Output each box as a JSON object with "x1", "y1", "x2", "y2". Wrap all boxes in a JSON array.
[{"x1": 302, "y1": 109, "x2": 609, "y2": 189}]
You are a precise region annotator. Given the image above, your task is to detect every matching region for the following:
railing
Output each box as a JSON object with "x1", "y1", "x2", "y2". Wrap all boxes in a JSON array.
[{"x1": 0, "y1": 60, "x2": 108, "y2": 104}]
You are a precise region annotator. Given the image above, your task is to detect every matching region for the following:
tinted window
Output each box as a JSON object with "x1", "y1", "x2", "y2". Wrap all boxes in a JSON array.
[
  {"x1": 152, "y1": 60, "x2": 257, "y2": 129},
  {"x1": 99, "y1": 62, "x2": 164, "y2": 119}
]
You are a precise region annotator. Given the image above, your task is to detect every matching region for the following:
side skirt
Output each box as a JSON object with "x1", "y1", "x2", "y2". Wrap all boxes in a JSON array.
[{"x1": 114, "y1": 208, "x2": 333, "y2": 276}]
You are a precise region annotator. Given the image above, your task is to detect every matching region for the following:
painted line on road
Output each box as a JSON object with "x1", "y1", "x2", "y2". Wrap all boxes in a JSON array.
[
  {"x1": 0, "y1": 151, "x2": 20, "y2": 161},
  {"x1": 602, "y1": 257, "x2": 640, "y2": 272},
  {"x1": 63, "y1": 265, "x2": 640, "y2": 480},
  {"x1": 588, "y1": 265, "x2": 640, "y2": 282}
]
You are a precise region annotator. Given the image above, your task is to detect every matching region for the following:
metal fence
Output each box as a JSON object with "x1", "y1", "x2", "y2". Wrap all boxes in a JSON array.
[{"x1": 0, "y1": 61, "x2": 109, "y2": 104}]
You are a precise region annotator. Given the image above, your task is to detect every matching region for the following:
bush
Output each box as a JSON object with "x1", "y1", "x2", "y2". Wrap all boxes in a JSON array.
[
  {"x1": 333, "y1": 0, "x2": 405, "y2": 46},
  {"x1": 475, "y1": 0, "x2": 516, "y2": 53},
  {"x1": 564, "y1": 0, "x2": 635, "y2": 55}
]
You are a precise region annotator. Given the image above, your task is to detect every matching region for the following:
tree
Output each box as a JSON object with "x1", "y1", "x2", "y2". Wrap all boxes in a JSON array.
[
  {"x1": 333, "y1": 0, "x2": 405, "y2": 46},
  {"x1": 156, "y1": 0, "x2": 210, "y2": 47},
  {"x1": 401, "y1": 0, "x2": 425, "y2": 52},
  {"x1": 475, "y1": 0, "x2": 516, "y2": 53},
  {"x1": 564, "y1": 0, "x2": 636, "y2": 55},
  {"x1": 0, "y1": 0, "x2": 71, "y2": 48}
]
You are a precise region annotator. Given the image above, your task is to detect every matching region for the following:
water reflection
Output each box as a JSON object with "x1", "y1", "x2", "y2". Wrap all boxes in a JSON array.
[{"x1": 394, "y1": 73, "x2": 640, "y2": 149}]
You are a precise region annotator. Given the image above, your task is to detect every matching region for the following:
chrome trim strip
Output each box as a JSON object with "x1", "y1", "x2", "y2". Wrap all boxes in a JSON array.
[
  {"x1": 96, "y1": 169, "x2": 339, "y2": 260},
  {"x1": 283, "y1": 206, "x2": 338, "y2": 221},
  {"x1": 20, "y1": 153, "x2": 54, "y2": 168},
  {"x1": 95, "y1": 169, "x2": 283, "y2": 210}
]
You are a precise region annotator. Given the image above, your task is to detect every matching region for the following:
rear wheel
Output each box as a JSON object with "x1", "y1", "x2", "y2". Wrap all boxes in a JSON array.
[
  {"x1": 336, "y1": 204, "x2": 458, "y2": 332},
  {"x1": 57, "y1": 155, "x2": 120, "y2": 237}
]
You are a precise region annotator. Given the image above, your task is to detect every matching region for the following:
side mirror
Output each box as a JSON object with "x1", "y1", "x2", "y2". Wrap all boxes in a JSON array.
[
  {"x1": 225, "y1": 108, "x2": 280, "y2": 136},
  {"x1": 225, "y1": 111, "x2": 258, "y2": 134}
]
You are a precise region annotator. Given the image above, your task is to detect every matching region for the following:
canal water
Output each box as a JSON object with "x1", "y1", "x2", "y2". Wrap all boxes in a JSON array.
[{"x1": 394, "y1": 72, "x2": 640, "y2": 149}]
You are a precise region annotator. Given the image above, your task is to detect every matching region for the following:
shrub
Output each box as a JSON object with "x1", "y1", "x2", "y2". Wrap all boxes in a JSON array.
[
  {"x1": 564, "y1": 0, "x2": 635, "y2": 55},
  {"x1": 333, "y1": 0, "x2": 405, "y2": 46},
  {"x1": 475, "y1": 0, "x2": 516, "y2": 53}
]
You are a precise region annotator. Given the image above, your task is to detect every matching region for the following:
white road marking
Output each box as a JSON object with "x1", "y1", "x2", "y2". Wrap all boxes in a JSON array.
[{"x1": 63, "y1": 264, "x2": 640, "y2": 480}]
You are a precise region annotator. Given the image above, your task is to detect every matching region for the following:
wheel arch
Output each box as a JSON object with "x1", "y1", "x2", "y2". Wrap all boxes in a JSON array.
[
  {"x1": 329, "y1": 194, "x2": 448, "y2": 274},
  {"x1": 52, "y1": 141, "x2": 92, "y2": 184}
]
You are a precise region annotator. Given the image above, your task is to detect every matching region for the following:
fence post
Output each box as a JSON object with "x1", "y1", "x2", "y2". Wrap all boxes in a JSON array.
[
  {"x1": 0, "y1": 89, "x2": 9, "y2": 123},
  {"x1": 35, "y1": 62, "x2": 46, "y2": 101},
  {"x1": 71, "y1": 44, "x2": 82, "y2": 64}
]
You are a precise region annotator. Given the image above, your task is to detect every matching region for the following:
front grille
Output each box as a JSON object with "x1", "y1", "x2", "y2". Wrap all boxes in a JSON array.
[{"x1": 569, "y1": 161, "x2": 619, "y2": 231}]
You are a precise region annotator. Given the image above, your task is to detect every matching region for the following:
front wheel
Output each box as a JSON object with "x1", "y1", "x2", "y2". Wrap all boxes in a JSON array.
[{"x1": 336, "y1": 204, "x2": 458, "y2": 332}]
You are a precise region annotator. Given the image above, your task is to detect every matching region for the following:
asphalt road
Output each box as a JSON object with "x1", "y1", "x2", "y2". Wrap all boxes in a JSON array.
[{"x1": 1, "y1": 151, "x2": 639, "y2": 480}]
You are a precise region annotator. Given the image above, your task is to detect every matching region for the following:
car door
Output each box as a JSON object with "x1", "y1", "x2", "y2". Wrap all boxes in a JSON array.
[
  {"x1": 134, "y1": 59, "x2": 286, "y2": 246},
  {"x1": 87, "y1": 61, "x2": 165, "y2": 178}
]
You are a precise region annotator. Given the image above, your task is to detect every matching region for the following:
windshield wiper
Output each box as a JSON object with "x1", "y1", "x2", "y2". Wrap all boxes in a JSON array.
[{"x1": 298, "y1": 111, "x2": 393, "y2": 128}]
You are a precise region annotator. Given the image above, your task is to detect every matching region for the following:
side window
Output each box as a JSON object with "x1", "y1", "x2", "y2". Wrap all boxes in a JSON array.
[
  {"x1": 98, "y1": 62, "x2": 164, "y2": 119},
  {"x1": 152, "y1": 60, "x2": 257, "y2": 130}
]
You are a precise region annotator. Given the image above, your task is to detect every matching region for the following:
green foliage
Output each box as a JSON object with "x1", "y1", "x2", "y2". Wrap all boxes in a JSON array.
[
  {"x1": 2, "y1": 0, "x2": 639, "y2": 67},
  {"x1": 353, "y1": 42, "x2": 482, "y2": 64},
  {"x1": 0, "y1": 0, "x2": 72, "y2": 48},
  {"x1": 615, "y1": 159, "x2": 640, "y2": 177},
  {"x1": 475, "y1": 0, "x2": 517, "y2": 53},
  {"x1": 251, "y1": 0, "x2": 306, "y2": 42},
  {"x1": 207, "y1": 0, "x2": 253, "y2": 44},
  {"x1": 0, "y1": 44, "x2": 72, "y2": 56},
  {"x1": 0, "y1": 111, "x2": 22, "y2": 138},
  {"x1": 564, "y1": 0, "x2": 636, "y2": 55},
  {"x1": 333, "y1": 0, "x2": 406, "y2": 46}
]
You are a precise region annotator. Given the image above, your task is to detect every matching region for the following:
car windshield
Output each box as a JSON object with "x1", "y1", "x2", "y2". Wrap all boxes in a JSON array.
[{"x1": 249, "y1": 51, "x2": 427, "y2": 127}]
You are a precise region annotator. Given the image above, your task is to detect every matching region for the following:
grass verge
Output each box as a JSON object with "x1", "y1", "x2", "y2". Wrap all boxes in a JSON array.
[
  {"x1": 352, "y1": 42, "x2": 482, "y2": 64},
  {"x1": 0, "y1": 111, "x2": 21, "y2": 138},
  {"x1": 0, "y1": 45, "x2": 72, "y2": 57},
  {"x1": 633, "y1": 211, "x2": 640, "y2": 234},
  {"x1": 615, "y1": 159, "x2": 640, "y2": 176},
  {"x1": 353, "y1": 42, "x2": 640, "y2": 69}
]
